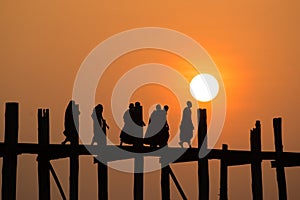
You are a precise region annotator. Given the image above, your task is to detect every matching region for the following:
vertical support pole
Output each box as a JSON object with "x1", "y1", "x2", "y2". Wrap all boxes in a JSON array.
[
  {"x1": 70, "y1": 103, "x2": 79, "y2": 200},
  {"x1": 220, "y1": 144, "x2": 228, "y2": 200},
  {"x1": 273, "y1": 118, "x2": 287, "y2": 200},
  {"x1": 198, "y1": 108, "x2": 209, "y2": 200},
  {"x1": 38, "y1": 109, "x2": 50, "y2": 200},
  {"x1": 97, "y1": 119, "x2": 108, "y2": 200},
  {"x1": 134, "y1": 104, "x2": 144, "y2": 200},
  {"x1": 161, "y1": 158, "x2": 170, "y2": 200},
  {"x1": 251, "y1": 121, "x2": 263, "y2": 200},
  {"x1": 134, "y1": 156, "x2": 144, "y2": 200},
  {"x1": 2, "y1": 102, "x2": 18, "y2": 200}
]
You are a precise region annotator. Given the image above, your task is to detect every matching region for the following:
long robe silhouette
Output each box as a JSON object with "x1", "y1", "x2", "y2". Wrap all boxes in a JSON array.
[
  {"x1": 144, "y1": 104, "x2": 169, "y2": 147},
  {"x1": 120, "y1": 103, "x2": 136, "y2": 146},
  {"x1": 91, "y1": 104, "x2": 109, "y2": 146},
  {"x1": 179, "y1": 101, "x2": 194, "y2": 148},
  {"x1": 62, "y1": 100, "x2": 80, "y2": 145}
]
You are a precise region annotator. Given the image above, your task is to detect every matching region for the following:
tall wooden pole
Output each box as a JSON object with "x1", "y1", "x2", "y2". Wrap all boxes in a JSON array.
[
  {"x1": 2, "y1": 102, "x2": 18, "y2": 200},
  {"x1": 134, "y1": 104, "x2": 144, "y2": 200},
  {"x1": 70, "y1": 103, "x2": 79, "y2": 200},
  {"x1": 220, "y1": 144, "x2": 228, "y2": 200},
  {"x1": 251, "y1": 121, "x2": 263, "y2": 200},
  {"x1": 38, "y1": 109, "x2": 50, "y2": 200},
  {"x1": 97, "y1": 119, "x2": 108, "y2": 200},
  {"x1": 273, "y1": 118, "x2": 287, "y2": 200},
  {"x1": 161, "y1": 158, "x2": 170, "y2": 200},
  {"x1": 198, "y1": 108, "x2": 209, "y2": 200}
]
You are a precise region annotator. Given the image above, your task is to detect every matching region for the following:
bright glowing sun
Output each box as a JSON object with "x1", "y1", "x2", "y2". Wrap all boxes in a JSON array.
[{"x1": 189, "y1": 74, "x2": 219, "y2": 102}]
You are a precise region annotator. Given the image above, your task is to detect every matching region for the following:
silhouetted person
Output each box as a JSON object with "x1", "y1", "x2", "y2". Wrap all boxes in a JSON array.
[
  {"x1": 160, "y1": 105, "x2": 170, "y2": 147},
  {"x1": 91, "y1": 104, "x2": 110, "y2": 145},
  {"x1": 120, "y1": 103, "x2": 136, "y2": 146},
  {"x1": 144, "y1": 104, "x2": 165, "y2": 147},
  {"x1": 62, "y1": 100, "x2": 80, "y2": 145},
  {"x1": 132, "y1": 102, "x2": 145, "y2": 148},
  {"x1": 179, "y1": 101, "x2": 194, "y2": 148}
]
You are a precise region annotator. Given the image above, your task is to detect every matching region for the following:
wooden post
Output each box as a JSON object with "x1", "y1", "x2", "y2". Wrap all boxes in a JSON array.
[
  {"x1": 97, "y1": 119, "x2": 108, "y2": 200},
  {"x1": 273, "y1": 118, "x2": 287, "y2": 200},
  {"x1": 2, "y1": 102, "x2": 18, "y2": 200},
  {"x1": 38, "y1": 109, "x2": 50, "y2": 200},
  {"x1": 133, "y1": 104, "x2": 144, "y2": 200},
  {"x1": 70, "y1": 103, "x2": 79, "y2": 200},
  {"x1": 161, "y1": 158, "x2": 170, "y2": 200},
  {"x1": 198, "y1": 108, "x2": 209, "y2": 200},
  {"x1": 134, "y1": 155, "x2": 144, "y2": 200},
  {"x1": 250, "y1": 121, "x2": 263, "y2": 200},
  {"x1": 220, "y1": 144, "x2": 228, "y2": 200}
]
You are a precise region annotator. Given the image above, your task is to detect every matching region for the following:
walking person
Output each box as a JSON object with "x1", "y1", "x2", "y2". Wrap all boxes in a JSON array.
[{"x1": 179, "y1": 101, "x2": 194, "y2": 148}]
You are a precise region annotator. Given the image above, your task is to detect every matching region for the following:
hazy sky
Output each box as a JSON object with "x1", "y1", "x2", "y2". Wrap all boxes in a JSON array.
[{"x1": 1, "y1": 1, "x2": 300, "y2": 199}]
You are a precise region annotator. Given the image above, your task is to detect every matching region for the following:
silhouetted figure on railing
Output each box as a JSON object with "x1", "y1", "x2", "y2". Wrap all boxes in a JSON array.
[
  {"x1": 160, "y1": 105, "x2": 170, "y2": 147},
  {"x1": 144, "y1": 104, "x2": 166, "y2": 147},
  {"x1": 179, "y1": 101, "x2": 194, "y2": 148},
  {"x1": 132, "y1": 102, "x2": 145, "y2": 148},
  {"x1": 91, "y1": 104, "x2": 110, "y2": 145},
  {"x1": 62, "y1": 100, "x2": 80, "y2": 145},
  {"x1": 120, "y1": 103, "x2": 136, "y2": 146},
  {"x1": 120, "y1": 102, "x2": 145, "y2": 147}
]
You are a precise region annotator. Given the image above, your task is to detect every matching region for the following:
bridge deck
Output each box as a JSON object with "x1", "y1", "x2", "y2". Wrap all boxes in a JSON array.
[{"x1": 1, "y1": 143, "x2": 299, "y2": 165}]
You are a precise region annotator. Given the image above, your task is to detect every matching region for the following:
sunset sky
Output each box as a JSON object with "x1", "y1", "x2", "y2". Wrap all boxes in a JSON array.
[{"x1": 1, "y1": 1, "x2": 300, "y2": 199}]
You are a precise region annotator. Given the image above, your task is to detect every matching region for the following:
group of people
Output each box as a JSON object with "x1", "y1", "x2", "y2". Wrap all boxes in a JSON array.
[{"x1": 61, "y1": 100, "x2": 194, "y2": 148}]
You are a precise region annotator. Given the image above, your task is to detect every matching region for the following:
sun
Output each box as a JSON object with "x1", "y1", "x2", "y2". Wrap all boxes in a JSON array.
[{"x1": 189, "y1": 74, "x2": 219, "y2": 102}]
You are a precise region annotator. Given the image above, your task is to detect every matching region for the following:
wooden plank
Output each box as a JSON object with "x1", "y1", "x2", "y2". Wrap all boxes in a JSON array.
[{"x1": 2, "y1": 102, "x2": 18, "y2": 200}]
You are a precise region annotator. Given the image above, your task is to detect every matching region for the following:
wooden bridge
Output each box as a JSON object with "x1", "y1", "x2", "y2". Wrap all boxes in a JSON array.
[{"x1": 1, "y1": 102, "x2": 300, "y2": 200}]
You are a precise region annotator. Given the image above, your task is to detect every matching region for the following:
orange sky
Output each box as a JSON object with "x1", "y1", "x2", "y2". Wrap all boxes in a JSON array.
[{"x1": 1, "y1": 1, "x2": 300, "y2": 199}]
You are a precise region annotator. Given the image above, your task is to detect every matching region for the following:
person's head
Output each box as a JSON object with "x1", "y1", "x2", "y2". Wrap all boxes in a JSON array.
[
  {"x1": 156, "y1": 104, "x2": 162, "y2": 110},
  {"x1": 164, "y1": 105, "x2": 169, "y2": 112},
  {"x1": 129, "y1": 103, "x2": 134, "y2": 109},
  {"x1": 95, "y1": 104, "x2": 103, "y2": 114},
  {"x1": 135, "y1": 102, "x2": 141, "y2": 107},
  {"x1": 187, "y1": 101, "x2": 192, "y2": 108}
]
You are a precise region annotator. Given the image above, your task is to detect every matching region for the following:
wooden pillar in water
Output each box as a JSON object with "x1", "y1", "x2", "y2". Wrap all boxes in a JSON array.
[
  {"x1": 198, "y1": 108, "x2": 209, "y2": 200},
  {"x1": 133, "y1": 103, "x2": 144, "y2": 200},
  {"x1": 273, "y1": 118, "x2": 287, "y2": 200},
  {"x1": 97, "y1": 119, "x2": 108, "y2": 200},
  {"x1": 2, "y1": 102, "x2": 18, "y2": 200},
  {"x1": 161, "y1": 159, "x2": 170, "y2": 200},
  {"x1": 38, "y1": 109, "x2": 50, "y2": 200},
  {"x1": 70, "y1": 103, "x2": 79, "y2": 200},
  {"x1": 220, "y1": 144, "x2": 228, "y2": 200},
  {"x1": 250, "y1": 121, "x2": 263, "y2": 200}
]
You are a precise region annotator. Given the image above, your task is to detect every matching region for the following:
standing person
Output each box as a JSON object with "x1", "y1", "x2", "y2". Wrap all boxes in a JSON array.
[
  {"x1": 179, "y1": 101, "x2": 194, "y2": 148},
  {"x1": 62, "y1": 100, "x2": 80, "y2": 145},
  {"x1": 132, "y1": 102, "x2": 146, "y2": 148},
  {"x1": 91, "y1": 104, "x2": 110, "y2": 146},
  {"x1": 144, "y1": 104, "x2": 165, "y2": 147},
  {"x1": 160, "y1": 105, "x2": 170, "y2": 147},
  {"x1": 120, "y1": 103, "x2": 135, "y2": 146}
]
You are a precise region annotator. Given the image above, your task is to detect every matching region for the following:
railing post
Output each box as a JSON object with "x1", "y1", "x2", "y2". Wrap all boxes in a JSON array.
[
  {"x1": 251, "y1": 121, "x2": 263, "y2": 200},
  {"x1": 38, "y1": 109, "x2": 50, "y2": 200},
  {"x1": 273, "y1": 118, "x2": 287, "y2": 200},
  {"x1": 161, "y1": 158, "x2": 170, "y2": 200},
  {"x1": 2, "y1": 102, "x2": 19, "y2": 200},
  {"x1": 97, "y1": 119, "x2": 108, "y2": 200},
  {"x1": 198, "y1": 108, "x2": 209, "y2": 200},
  {"x1": 220, "y1": 144, "x2": 228, "y2": 200},
  {"x1": 70, "y1": 103, "x2": 79, "y2": 200}
]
